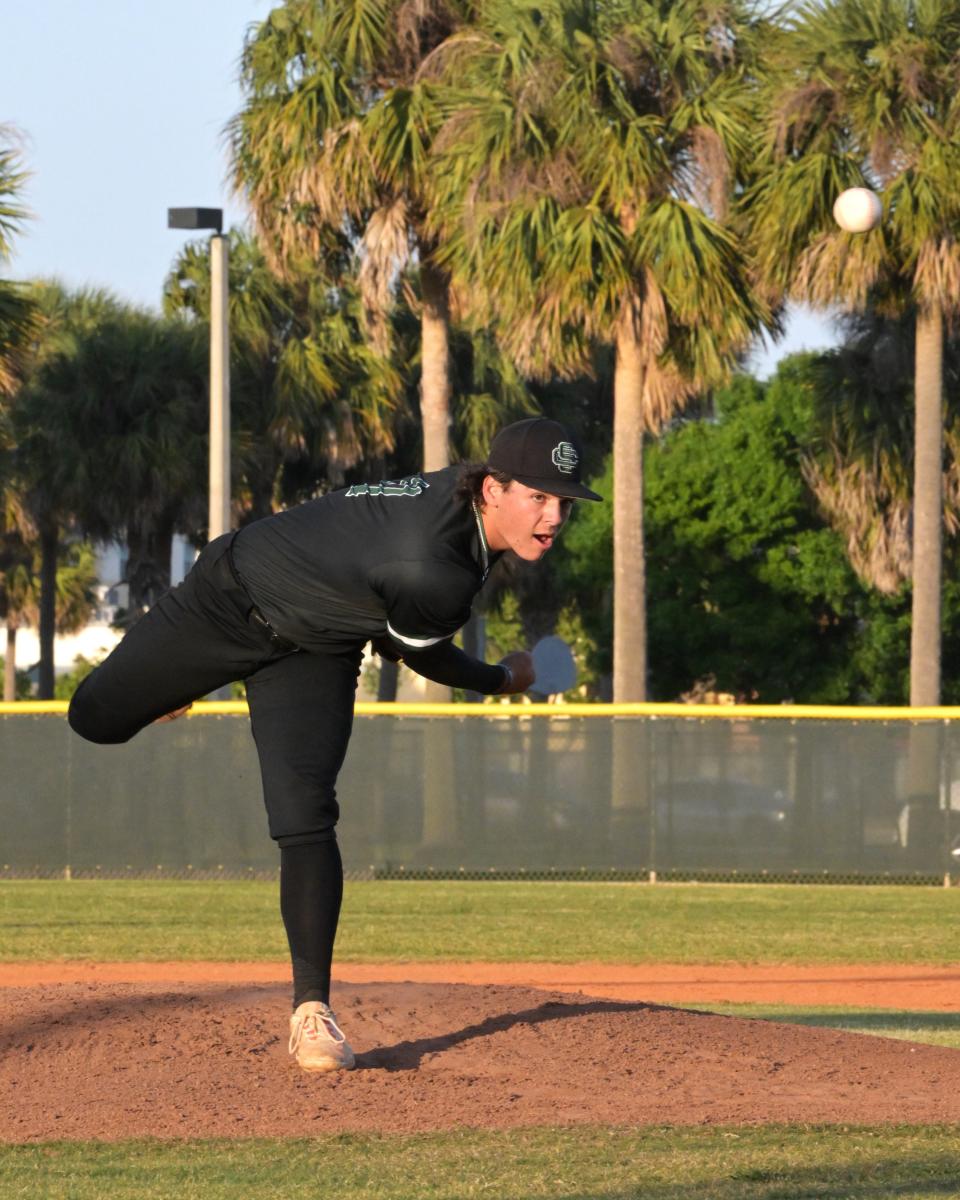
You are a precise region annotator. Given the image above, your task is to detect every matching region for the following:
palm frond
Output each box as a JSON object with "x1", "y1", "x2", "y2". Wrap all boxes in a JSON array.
[{"x1": 0, "y1": 130, "x2": 31, "y2": 262}]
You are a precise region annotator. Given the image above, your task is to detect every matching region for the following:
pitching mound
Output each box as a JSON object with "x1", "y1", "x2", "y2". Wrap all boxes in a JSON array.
[{"x1": 3, "y1": 979, "x2": 960, "y2": 1141}]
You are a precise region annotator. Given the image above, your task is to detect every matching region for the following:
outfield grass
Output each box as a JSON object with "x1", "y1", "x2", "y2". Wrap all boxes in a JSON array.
[
  {"x1": 698, "y1": 1004, "x2": 960, "y2": 1050},
  {"x1": 3, "y1": 1128, "x2": 960, "y2": 1199},
  {"x1": 2, "y1": 879, "x2": 960, "y2": 964}
]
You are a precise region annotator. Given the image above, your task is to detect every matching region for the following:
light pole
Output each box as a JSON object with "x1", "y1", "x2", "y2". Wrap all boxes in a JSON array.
[
  {"x1": 167, "y1": 207, "x2": 231, "y2": 540},
  {"x1": 168, "y1": 208, "x2": 231, "y2": 703}
]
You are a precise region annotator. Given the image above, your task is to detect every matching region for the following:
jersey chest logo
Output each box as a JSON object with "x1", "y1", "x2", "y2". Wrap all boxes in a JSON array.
[{"x1": 345, "y1": 475, "x2": 430, "y2": 498}]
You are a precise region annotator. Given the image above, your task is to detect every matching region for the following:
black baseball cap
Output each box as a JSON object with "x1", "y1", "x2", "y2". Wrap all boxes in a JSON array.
[{"x1": 487, "y1": 418, "x2": 603, "y2": 502}]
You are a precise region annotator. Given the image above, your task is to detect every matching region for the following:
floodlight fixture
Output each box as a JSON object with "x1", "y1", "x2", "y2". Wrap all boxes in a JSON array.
[{"x1": 167, "y1": 207, "x2": 223, "y2": 233}]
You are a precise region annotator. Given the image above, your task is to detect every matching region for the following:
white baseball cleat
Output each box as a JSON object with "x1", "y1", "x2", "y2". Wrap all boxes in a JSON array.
[{"x1": 289, "y1": 1001, "x2": 356, "y2": 1073}]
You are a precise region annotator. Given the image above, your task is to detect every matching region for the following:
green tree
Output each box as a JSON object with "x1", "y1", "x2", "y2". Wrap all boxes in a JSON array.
[
  {"x1": 429, "y1": 0, "x2": 773, "y2": 699},
  {"x1": 795, "y1": 313, "x2": 960, "y2": 600},
  {"x1": 52, "y1": 649, "x2": 101, "y2": 701},
  {"x1": 20, "y1": 296, "x2": 208, "y2": 617},
  {"x1": 3, "y1": 283, "x2": 114, "y2": 696},
  {"x1": 0, "y1": 126, "x2": 38, "y2": 660},
  {"x1": 561, "y1": 357, "x2": 960, "y2": 704},
  {"x1": 0, "y1": 127, "x2": 28, "y2": 255},
  {"x1": 164, "y1": 229, "x2": 404, "y2": 519},
  {"x1": 0, "y1": 137, "x2": 34, "y2": 397},
  {"x1": 561, "y1": 370, "x2": 840, "y2": 700},
  {"x1": 643, "y1": 373, "x2": 866, "y2": 702},
  {"x1": 1, "y1": 540, "x2": 97, "y2": 701},
  {"x1": 230, "y1": 0, "x2": 469, "y2": 474},
  {"x1": 0, "y1": 524, "x2": 32, "y2": 700},
  {"x1": 11, "y1": 286, "x2": 208, "y2": 692},
  {"x1": 747, "y1": 0, "x2": 960, "y2": 704}
]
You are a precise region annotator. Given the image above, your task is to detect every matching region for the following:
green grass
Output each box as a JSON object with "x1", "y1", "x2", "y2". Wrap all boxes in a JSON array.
[
  {"x1": 3, "y1": 1128, "x2": 960, "y2": 1199},
  {"x1": 695, "y1": 1005, "x2": 960, "y2": 1050},
  {"x1": 3, "y1": 880, "x2": 960, "y2": 964}
]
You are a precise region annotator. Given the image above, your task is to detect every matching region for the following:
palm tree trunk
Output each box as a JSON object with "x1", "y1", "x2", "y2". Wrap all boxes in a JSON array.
[
  {"x1": 613, "y1": 311, "x2": 647, "y2": 702},
  {"x1": 609, "y1": 309, "x2": 651, "y2": 855},
  {"x1": 125, "y1": 524, "x2": 174, "y2": 617},
  {"x1": 419, "y1": 258, "x2": 452, "y2": 703},
  {"x1": 4, "y1": 621, "x2": 16, "y2": 702},
  {"x1": 38, "y1": 522, "x2": 58, "y2": 700},
  {"x1": 910, "y1": 304, "x2": 943, "y2": 707},
  {"x1": 419, "y1": 260, "x2": 452, "y2": 474}
]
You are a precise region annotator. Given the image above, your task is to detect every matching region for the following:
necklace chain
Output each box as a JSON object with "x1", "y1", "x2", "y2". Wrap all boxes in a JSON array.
[{"x1": 472, "y1": 501, "x2": 490, "y2": 581}]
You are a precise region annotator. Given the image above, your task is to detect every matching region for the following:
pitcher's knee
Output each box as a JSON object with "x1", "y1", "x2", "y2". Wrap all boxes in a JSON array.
[
  {"x1": 68, "y1": 681, "x2": 136, "y2": 745},
  {"x1": 275, "y1": 829, "x2": 338, "y2": 848},
  {"x1": 263, "y1": 779, "x2": 340, "y2": 845}
]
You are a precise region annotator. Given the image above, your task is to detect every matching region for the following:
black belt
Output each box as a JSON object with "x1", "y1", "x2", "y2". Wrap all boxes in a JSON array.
[{"x1": 225, "y1": 534, "x2": 299, "y2": 653}]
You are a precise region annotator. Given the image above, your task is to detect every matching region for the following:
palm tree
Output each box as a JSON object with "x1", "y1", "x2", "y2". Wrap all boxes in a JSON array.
[
  {"x1": 229, "y1": 0, "x2": 468, "y2": 474},
  {"x1": 164, "y1": 229, "x2": 403, "y2": 519},
  {"x1": 0, "y1": 129, "x2": 35, "y2": 399},
  {"x1": 0, "y1": 284, "x2": 34, "y2": 400},
  {"x1": 11, "y1": 286, "x2": 209, "y2": 691},
  {"x1": 1, "y1": 539, "x2": 97, "y2": 701},
  {"x1": 5, "y1": 283, "x2": 112, "y2": 695},
  {"x1": 0, "y1": 127, "x2": 28, "y2": 255},
  {"x1": 428, "y1": 0, "x2": 773, "y2": 699},
  {"x1": 789, "y1": 317, "x2": 960, "y2": 605},
  {"x1": 0, "y1": 464, "x2": 31, "y2": 700},
  {"x1": 20, "y1": 299, "x2": 209, "y2": 619},
  {"x1": 747, "y1": 0, "x2": 960, "y2": 706}
]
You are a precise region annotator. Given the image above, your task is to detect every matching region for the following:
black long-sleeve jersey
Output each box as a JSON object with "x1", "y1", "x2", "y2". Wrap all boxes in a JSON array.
[{"x1": 231, "y1": 467, "x2": 507, "y2": 693}]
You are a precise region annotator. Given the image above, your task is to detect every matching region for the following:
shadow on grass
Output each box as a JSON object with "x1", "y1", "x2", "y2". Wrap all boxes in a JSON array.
[
  {"x1": 505, "y1": 1150, "x2": 960, "y2": 1200},
  {"x1": 515, "y1": 1174, "x2": 960, "y2": 1200},
  {"x1": 719, "y1": 1008, "x2": 960, "y2": 1037},
  {"x1": 776, "y1": 1011, "x2": 960, "y2": 1034}
]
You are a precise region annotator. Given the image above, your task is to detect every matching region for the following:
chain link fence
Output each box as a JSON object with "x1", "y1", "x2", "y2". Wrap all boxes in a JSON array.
[{"x1": 1, "y1": 708, "x2": 958, "y2": 883}]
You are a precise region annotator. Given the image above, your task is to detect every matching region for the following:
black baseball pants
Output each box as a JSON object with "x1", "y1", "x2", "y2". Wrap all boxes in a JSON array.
[{"x1": 68, "y1": 533, "x2": 363, "y2": 1007}]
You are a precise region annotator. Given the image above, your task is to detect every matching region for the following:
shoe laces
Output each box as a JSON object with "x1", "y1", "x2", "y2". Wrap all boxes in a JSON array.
[{"x1": 289, "y1": 1002, "x2": 346, "y2": 1055}]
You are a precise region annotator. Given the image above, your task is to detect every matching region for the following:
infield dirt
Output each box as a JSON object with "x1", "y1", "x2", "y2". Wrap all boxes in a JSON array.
[
  {"x1": 3, "y1": 977, "x2": 960, "y2": 1141},
  {"x1": 3, "y1": 961, "x2": 960, "y2": 1009}
]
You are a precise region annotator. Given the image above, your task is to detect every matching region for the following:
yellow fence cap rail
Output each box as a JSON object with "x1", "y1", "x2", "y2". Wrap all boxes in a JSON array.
[{"x1": 3, "y1": 699, "x2": 960, "y2": 721}]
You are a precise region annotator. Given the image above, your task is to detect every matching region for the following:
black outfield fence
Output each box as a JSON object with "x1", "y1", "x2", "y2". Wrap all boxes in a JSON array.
[{"x1": 1, "y1": 702, "x2": 958, "y2": 883}]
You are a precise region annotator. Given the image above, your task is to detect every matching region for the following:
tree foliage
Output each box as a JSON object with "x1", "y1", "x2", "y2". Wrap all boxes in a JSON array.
[
  {"x1": 556, "y1": 354, "x2": 960, "y2": 704},
  {"x1": 164, "y1": 229, "x2": 405, "y2": 519},
  {"x1": 230, "y1": 0, "x2": 470, "y2": 473},
  {"x1": 0, "y1": 129, "x2": 35, "y2": 403},
  {"x1": 424, "y1": 0, "x2": 776, "y2": 700},
  {"x1": 796, "y1": 310, "x2": 960, "y2": 595},
  {"x1": 747, "y1": 0, "x2": 960, "y2": 704},
  {"x1": 11, "y1": 284, "x2": 208, "y2": 645}
]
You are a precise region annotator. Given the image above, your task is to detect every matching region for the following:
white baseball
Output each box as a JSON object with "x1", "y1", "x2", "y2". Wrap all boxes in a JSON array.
[{"x1": 832, "y1": 187, "x2": 882, "y2": 233}]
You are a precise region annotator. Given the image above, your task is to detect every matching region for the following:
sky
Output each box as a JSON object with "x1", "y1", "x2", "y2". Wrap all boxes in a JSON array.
[{"x1": 2, "y1": 0, "x2": 838, "y2": 378}]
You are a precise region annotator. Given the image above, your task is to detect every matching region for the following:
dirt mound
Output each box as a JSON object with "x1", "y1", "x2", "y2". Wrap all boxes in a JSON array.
[{"x1": 3, "y1": 980, "x2": 959, "y2": 1141}]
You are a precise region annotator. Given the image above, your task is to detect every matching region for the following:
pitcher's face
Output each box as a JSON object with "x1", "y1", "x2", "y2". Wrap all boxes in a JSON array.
[{"x1": 480, "y1": 478, "x2": 573, "y2": 561}]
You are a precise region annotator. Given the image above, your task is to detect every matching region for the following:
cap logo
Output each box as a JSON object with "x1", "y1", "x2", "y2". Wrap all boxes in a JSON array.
[{"x1": 551, "y1": 442, "x2": 578, "y2": 475}]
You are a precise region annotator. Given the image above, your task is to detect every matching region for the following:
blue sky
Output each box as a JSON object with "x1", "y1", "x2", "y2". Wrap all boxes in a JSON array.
[
  {"x1": 2, "y1": 0, "x2": 273, "y2": 309},
  {"x1": 2, "y1": 0, "x2": 837, "y2": 375}
]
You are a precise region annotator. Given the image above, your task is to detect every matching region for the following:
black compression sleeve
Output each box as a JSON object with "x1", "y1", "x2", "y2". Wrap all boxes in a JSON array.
[
  {"x1": 280, "y1": 840, "x2": 344, "y2": 1009},
  {"x1": 400, "y1": 641, "x2": 508, "y2": 694}
]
